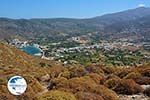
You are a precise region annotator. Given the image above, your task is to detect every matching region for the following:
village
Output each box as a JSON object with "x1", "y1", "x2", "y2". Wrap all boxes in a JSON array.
[
  {"x1": 8, "y1": 36, "x2": 149, "y2": 66},
  {"x1": 37, "y1": 36, "x2": 150, "y2": 66}
]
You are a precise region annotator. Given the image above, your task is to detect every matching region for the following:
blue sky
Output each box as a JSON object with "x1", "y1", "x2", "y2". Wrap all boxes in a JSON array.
[{"x1": 0, "y1": 0, "x2": 150, "y2": 19}]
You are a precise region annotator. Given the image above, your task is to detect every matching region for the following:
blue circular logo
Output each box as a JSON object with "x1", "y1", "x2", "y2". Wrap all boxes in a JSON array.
[{"x1": 7, "y1": 76, "x2": 27, "y2": 95}]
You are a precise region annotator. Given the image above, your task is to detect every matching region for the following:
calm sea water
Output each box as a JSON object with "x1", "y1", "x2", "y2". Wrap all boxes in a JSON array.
[{"x1": 21, "y1": 46, "x2": 42, "y2": 56}]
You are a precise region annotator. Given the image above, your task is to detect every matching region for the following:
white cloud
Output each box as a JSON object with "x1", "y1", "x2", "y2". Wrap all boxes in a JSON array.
[{"x1": 138, "y1": 4, "x2": 145, "y2": 7}]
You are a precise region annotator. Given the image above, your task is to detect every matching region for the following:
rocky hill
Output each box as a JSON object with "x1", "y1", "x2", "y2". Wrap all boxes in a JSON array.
[
  {"x1": 0, "y1": 43, "x2": 149, "y2": 100},
  {"x1": 0, "y1": 7, "x2": 150, "y2": 41},
  {"x1": 0, "y1": 42, "x2": 63, "y2": 99}
]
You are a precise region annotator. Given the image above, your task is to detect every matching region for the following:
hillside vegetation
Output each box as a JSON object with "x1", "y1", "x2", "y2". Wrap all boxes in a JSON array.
[{"x1": 0, "y1": 43, "x2": 149, "y2": 100}]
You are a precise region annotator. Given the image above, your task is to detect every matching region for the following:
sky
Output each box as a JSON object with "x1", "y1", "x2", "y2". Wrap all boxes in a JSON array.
[{"x1": 0, "y1": 0, "x2": 150, "y2": 19}]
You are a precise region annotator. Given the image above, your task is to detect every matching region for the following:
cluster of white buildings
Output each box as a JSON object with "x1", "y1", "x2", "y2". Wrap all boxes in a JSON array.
[{"x1": 9, "y1": 39, "x2": 29, "y2": 48}]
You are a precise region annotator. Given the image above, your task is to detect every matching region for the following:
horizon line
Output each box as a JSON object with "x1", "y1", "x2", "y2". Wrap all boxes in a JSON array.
[{"x1": 0, "y1": 6, "x2": 149, "y2": 20}]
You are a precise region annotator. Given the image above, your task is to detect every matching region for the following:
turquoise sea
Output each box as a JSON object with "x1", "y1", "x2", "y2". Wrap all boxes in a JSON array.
[{"x1": 21, "y1": 46, "x2": 42, "y2": 56}]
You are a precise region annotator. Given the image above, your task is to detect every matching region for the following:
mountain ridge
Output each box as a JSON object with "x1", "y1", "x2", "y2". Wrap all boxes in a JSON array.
[{"x1": 0, "y1": 7, "x2": 150, "y2": 41}]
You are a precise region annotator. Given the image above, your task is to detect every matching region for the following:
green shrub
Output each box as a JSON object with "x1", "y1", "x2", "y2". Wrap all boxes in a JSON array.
[
  {"x1": 106, "y1": 74, "x2": 120, "y2": 80},
  {"x1": 113, "y1": 79, "x2": 143, "y2": 95},
  {"x1": 69, "y1": 66, "x2": 87, "y2": 78},
  {"x1": 93, "y1": 85, "x2": 119, "y2": 100},
  {"x1": 85, "y1": 65, "x2": 104, "y2": 75},
  {"x1": 140, "y1": 68, "x2": 150, "y2": 77},
  {"x1": 60, "y1": 71, "x2": 71, "y2": 79},
  {"x1": 114, "y1": 68, "x2": 132, "y2": 78},
  {"x1": 101, "y1": 66, "x2": 117, "y2": 75},
  {"x1": 75, "y1": 92, "x2": 104, "y2": 100},
  {"x1": 124, "y1": 72, "x2": 142, "y2": 79},
  {"x1": 0, "y1": 77, "x2": 7, "y2": 85},
  {"x1": 37, "y1": 90, "x2": 76, "y2": 100},
  {"x1": 104, "y1": 77, "x2": 121, "y2": 89},
  {"x1": 134, "y1": 76, "x2": 150, "y2": 85},
  {"x1": 87, "y1": 73, "x2": 105, "y2": 84}
]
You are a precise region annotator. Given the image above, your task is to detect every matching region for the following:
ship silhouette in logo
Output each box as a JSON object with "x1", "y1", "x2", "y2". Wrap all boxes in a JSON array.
[{"x1": 7, "y1": 76, "x2": 27, "y2": 95}]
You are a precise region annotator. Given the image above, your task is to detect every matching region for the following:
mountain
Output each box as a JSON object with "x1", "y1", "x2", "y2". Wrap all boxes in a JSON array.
[
  {"x1": 85, "y1": 7, "x2": 150, "y2": 40},
  {"x1": 0, "y1": 7, "x2": 150, "y2": 41},
  {"x1": 90, "y1": 7, "x2": 150, "y2": 25}
]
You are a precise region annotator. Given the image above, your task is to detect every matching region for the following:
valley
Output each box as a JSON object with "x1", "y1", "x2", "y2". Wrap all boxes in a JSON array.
[
  {"x1": 0, "y1": 6, "x2": 150, "y2": 100},
  {"x1": 8, "y1": 35, "x2": 149, "y2": 67}
]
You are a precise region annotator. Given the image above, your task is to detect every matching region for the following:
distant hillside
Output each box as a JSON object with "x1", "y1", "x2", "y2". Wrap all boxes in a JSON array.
[
  {"x1": 90, "y1": 7, "x2": 150, "y2": 25},
  {"x1": 0, "y1": 7, "x2": 150, "y2": 41}
]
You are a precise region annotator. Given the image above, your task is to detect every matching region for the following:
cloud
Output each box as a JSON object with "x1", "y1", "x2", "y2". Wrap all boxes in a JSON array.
[{"x1": 138, "y1": 4, "x2": 145, "y2": 7}]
